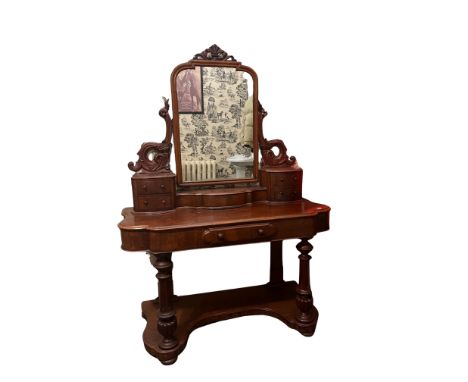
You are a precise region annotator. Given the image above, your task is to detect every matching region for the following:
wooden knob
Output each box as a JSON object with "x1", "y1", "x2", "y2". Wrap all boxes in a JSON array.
[
  {"x1": 162, "y1": 199, "x2": 166, "y2": 205},
  {"x1": 143, "y1": 200, "x2": 148, "y2": 206},
  {"x1": 160, "y1": 184, "x2": 166, "y2": 190},
  {"x1": 257, "y1": 229, "x2": 265, "y2": 236},
  {"x1": 217, "y1": 233, "x2": 225, "y2": 241},
  {"x1": 142, "y1": 184, "x2": 147, "y2": 191}
]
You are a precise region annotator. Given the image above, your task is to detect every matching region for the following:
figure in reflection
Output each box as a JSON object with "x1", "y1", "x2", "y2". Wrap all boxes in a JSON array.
[
  {"x1": 179, "y1": 66, "x2": 254, "y2": 181},
  {"x1": 177, "y1": 68, "x2": 202, "y2": 113}
]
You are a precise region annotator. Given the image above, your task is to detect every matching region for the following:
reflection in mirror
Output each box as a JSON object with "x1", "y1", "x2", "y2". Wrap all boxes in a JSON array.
[{"x1": 176, "y1": 66, "x2": 254, "y2": 182}]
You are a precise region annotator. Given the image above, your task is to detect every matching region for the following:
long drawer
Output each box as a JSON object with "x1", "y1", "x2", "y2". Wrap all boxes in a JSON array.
[{"x1": 202, "y1": 223, "x2": 277, "y2": 244}]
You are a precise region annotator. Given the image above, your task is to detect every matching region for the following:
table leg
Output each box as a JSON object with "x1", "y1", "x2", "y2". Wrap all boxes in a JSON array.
[
  {"x1": 149, "y1": 252, "x2": 178, "y2": 351},
  {"x1": 269, "y1": 240, "x2": 284, "y2": 285},
  {"x1": 295, "y1": 238, "x2": 315, "y2": 327}
]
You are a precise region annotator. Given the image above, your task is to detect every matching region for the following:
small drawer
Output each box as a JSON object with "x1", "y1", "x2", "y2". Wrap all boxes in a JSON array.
[
  {"x1": 272, "y1": 189, "x2": 301, "y2": 201},
  {"x1": 136, "y1": 178, "x2": 173, "y2": 195},
  {"x1": 203, "y1": 223, "x2": 276, "y2": 244},
  {"x1": 135, "y1": 194, "x2": 173, "y2": 211},
  {"x1": 271, "y1": 172, "x2": 301, "y2": 188}
]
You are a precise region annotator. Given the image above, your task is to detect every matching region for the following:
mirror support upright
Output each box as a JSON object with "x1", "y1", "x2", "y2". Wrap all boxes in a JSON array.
[
  {"x1": 257, "y1": 101, "x2": 304, "y2": 202},
  {"x1": 127, "y1": 97, "x2": 176, "y2": 212}
]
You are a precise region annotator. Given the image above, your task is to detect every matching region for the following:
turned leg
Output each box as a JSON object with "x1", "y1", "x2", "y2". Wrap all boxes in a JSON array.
[
  {"x1": 148, "y1": 251, "x2": 178, "y2": 352},
  {"x1": 268, "y1": 240, "x2": 284, "y2": 285},
  {"x1": 295, "y1": 238, "x2": 315, "y2": 328}
]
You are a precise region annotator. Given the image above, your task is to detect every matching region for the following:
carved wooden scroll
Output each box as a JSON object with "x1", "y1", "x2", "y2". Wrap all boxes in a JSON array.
[
  {"x1": 128, "y1": 97, "x2": 173, "y2": 174},
  {"x1": 258, "y1": 102, "x2": 297, "y2": 168}
]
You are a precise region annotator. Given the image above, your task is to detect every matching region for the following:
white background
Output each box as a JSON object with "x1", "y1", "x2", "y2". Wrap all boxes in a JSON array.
[{"x1": 1, "y1": 0, "x2": 467, "y2": 380}]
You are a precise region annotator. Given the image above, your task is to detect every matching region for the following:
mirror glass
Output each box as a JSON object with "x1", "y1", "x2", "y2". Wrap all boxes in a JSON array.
[{"x1": 175, "y1": 65, "x2": 255, "y2": 183}]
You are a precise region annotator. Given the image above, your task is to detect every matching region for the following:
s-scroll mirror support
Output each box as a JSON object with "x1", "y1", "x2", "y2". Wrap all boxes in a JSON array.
[
  {"x1": 128, "y1": 97, "x2": 174, "y2": 175},
  {"x1": 159, "y1": 96, "x2": 173, "y2": 145}
]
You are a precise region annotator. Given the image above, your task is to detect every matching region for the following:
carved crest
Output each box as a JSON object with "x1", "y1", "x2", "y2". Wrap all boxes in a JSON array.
[{"x1": 193, "y1": 44, "x2": 236, "y2": 61}]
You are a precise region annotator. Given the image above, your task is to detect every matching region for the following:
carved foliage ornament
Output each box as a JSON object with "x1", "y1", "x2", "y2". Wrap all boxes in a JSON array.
[
  {"x1": 193, "y1": 44, "x2": 236, "y2": 61},
  {"x1": 128, "y1": 142, "x2": 172, "y2": 173}
]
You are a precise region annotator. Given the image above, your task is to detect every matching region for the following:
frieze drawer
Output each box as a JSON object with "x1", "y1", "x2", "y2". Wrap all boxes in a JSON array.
[{"x1": 202, "y1": 223, "x2": 276, "y2": 244}]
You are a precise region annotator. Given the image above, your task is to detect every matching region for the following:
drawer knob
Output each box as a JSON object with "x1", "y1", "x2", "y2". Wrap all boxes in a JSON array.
[
  {"x1": 162, "y1": 199, "x2": 166, "y2": 205},
  {"x1": 143, "y1": 200, "x2": 148, "y2": 206},
  {"x1": 257, "y1": 228, "x2": 265, "y2": 236},
  {"x1": 160, "y1": 184, "x2": 166, "y2": 190},
  {"x1": 217, "y1": 233, "x2": 225, "y2": 241},
  {"x1": 142, "y1": 184, "x2": 147, "y2": 191}
]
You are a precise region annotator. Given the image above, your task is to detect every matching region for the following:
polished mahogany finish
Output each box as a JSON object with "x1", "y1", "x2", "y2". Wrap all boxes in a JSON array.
[
  {"x1": 175, "y1": 186, "x2": 267, "y2": 208},
  {"x1": 131, "y1": 172, "x2": 176, "y2": 212},
  {"x1": 260, "y1": 165, "x2": 303, "y2": 202},
  {"x1": 119, "y1": 199, "x2": 329, "y2": 252},
  {"x1": 141, "y1": 281, "x2": 318, "y2": 365},
  {"x1": 118, "y1": 45, "x2": 330, "y2": 365},
  {"x1": 149, "y1": 252, "x2": 178, "y2": 357}
]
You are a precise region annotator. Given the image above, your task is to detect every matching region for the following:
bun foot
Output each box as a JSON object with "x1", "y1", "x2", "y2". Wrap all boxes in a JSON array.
[
  {"x1": 298, "y1": 325, "x2": 317, "y2": 337},
  {"x1": 161, "y1": 356, "x2": 178, "y2": 365},
  {"x1": 296, "y1": 304, "x2": 318, "y2": 337}
]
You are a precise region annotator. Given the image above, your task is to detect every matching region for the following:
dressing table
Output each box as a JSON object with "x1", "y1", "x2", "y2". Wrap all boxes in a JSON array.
[{"x1": 118, "y1": 45, "x2": 330, "y2": 365}]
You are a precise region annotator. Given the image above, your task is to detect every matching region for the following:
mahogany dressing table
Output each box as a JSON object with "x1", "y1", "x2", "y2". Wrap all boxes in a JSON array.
[{"x1": 118, "y1": 45, "x2": 330, "y2": 365}]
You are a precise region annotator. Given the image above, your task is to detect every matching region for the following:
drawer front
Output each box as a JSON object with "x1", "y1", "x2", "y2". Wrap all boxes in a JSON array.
[
  {"x1": 202, "y1": 223, "x2": 276, "y2": 244},
  {"x1": 271, "y1": 189, "x2": 302, "y2": 201},
  {"x1": 136, "y1": 178, "x2": 173, "y2": 195},
  {"x1": 136, "y1": 194, "x2": 173, "y2": 211},
  {"x1": 270, "y1": 172, "x2": 302, "y2": 188}
]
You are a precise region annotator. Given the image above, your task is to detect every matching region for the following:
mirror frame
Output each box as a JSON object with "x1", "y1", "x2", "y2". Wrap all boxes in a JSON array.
[{"x1": 170, "y1": 55, "x2": 259, "y2": 187}]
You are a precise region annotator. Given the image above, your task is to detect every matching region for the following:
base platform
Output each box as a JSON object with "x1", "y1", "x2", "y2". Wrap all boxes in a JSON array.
[{"x1": 141, "y1": 280, "x2": 319, "y2": 365}]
